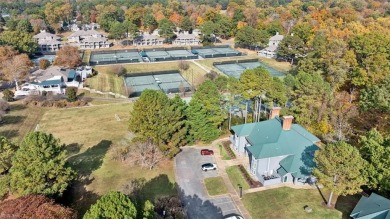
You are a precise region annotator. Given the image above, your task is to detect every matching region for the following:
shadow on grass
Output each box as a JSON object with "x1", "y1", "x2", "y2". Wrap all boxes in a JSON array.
[
  {"x1": 9, "y1": 104, "x2": 27, "y2": 111},
  {"x1": 66, "y1": 143, "x2": 82, "y2": 157},
  {"x1": 122, "y1": 174, "x2": 223, "y2": 219},
  {"x1": 335, "y1": 194, "x2": 361, "y2": 219},
  {"x1": 0, "y1": 115, "x2": 26, "y2": 125},
  {"x1": 60, "y1": 140, "x2": 112, "y2": 218},
  {"x1": 0, "y1": 130, "x2": 19, "y2": 139}
]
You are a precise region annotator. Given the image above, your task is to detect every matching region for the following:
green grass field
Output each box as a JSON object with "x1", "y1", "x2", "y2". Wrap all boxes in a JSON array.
[
  {"x1": 242, "y1": 187, "x2": 343, "y2": 219},
  {"x1": 204, "y1": 177, "x2": 228, "y2": 196},
  {"x1": 0, "y1": 103, "x2": 47, "y2": 144},
  {"x1": 219, "y1": 144, "x2": 232, "y2": 160},
  {"x1": 226, "y1": 166, "x2": 250, "y2": 191},
  {"x1": 0, "y1": 103, "x2": 176, "y2": 216}
]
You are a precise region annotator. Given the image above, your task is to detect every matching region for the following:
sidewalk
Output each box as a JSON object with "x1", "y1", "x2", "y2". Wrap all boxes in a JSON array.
[{"x1": 213, "y1": 144, "x2": 252, "y2": 219}]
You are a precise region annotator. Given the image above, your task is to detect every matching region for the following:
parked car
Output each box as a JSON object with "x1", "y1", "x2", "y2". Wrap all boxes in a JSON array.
[
  {"x1": 224, "y1": 214, "x2": 244, "y2": 219},
  {"x1": 201, "y1": 163, "x2": 217, "y2": 171},
  {"x1": 200, "y1": 149, "x2": 214, "y2": 155}
]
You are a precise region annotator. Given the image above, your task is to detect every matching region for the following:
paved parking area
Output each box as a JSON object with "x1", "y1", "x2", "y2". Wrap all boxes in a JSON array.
[{"x1": 175, "y1": 147, "x2": 240, "y2": 219}]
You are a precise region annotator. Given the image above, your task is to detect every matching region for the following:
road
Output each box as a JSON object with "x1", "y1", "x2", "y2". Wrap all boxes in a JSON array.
[{"x1": 175, "y1": 147, "x2": 240, "y2": 219}]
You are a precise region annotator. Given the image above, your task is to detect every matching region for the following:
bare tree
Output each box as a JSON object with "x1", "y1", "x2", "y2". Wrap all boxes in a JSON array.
[
  {"x1": 109, "y1": 65, "x2": 127, "y2": 77},
  {"x1": 178, "y1": 61, "x2": 189, "y2": 71},
  {"x1": 178, "y1": 82, "x2": 186, "y2": 97},
  {"x1": 112, "y1": 140, "x2": 166, "y2": 170},
  {"x1": 53, "y1": 45, "x2": 81, "y2": 68}
]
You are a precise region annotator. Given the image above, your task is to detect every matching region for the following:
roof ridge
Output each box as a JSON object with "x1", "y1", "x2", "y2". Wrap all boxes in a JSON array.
[{"x1": 291, "y1": 125, "x2": 318, "y2": 143}]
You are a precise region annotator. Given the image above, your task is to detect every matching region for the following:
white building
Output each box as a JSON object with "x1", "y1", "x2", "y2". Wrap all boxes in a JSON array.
[
  {"x1": 172, "y1": 34, "x2": 200, "y2": 46},
  {"x1": 33, "y1": 30, "x2": 63, "y2": 53},
  {"x1": 258, "y1": 32, "x2": 284, "y2": 58},
  {"x1": 68, "y1": 30, "x2": 111, "y2": 49},
  {"x1": 133, "y1": 33, "x2": 164, "y2": 46},
  {"x1": 15, "y1": 66, "x2": 92, "y2": 96}
]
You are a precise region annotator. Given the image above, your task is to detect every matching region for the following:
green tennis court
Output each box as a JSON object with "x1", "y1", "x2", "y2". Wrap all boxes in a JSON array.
[
  {"x1": 192, "y1": 46, "x2": 243, "y2": 58},
  {"x1": 90, "y1": 50, "x2": 141, "y2": 65},
  {"x1": 215, "y1": 61, "x2": 285, "y2": 78}
]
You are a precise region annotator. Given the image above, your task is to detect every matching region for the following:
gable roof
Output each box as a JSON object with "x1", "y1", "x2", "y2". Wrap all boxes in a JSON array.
[
  {"x1": 350, "y1": 193, "x2": 390, "y2": 219},
  {"x1": 33, "y1": 31, "x2": 60, "y2": 40},
  {"x1": 270, "y1": 33, "x2": 284, "y2": 41},
  {"x1": 69, "y1": 29, "x2": 105, "y2": 38}
]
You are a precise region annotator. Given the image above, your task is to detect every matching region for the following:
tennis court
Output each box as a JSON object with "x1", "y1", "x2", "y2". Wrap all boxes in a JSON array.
[
  {"x1": 192, "y1": 46, "x2": 243, "y2": 58},
  {"x1": 144, "y1": 49, "x2": 198, "y2": 62},
  {"x1": 90, "y1": 49, "x2": 141, "y2": 65},
  {"x1": 214, "y1": 60, "x2": 285, "y2": 78},
  {"x1": 124, "y1": 71, "x2": 192, "y2": 97}
]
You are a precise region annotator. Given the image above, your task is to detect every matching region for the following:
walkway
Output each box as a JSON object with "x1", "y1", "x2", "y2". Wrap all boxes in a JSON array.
[
  {"x1": 191, "y1": 60, "x2": 211, "y2": 73},
  {"x1": 212, "y1": 140, "x2": 252, "y2": 219}
]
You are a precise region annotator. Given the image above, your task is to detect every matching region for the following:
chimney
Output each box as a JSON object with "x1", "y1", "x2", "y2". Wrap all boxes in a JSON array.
[
  {"x1": 269, "y1": 107, "x2": 281, "y2": 119},
  {"x1": 276, "y1": 32, "x2": 279, "y2": 35},
  {"x1": 283, "y1": 116, "x2": 294, "y2": 131}
]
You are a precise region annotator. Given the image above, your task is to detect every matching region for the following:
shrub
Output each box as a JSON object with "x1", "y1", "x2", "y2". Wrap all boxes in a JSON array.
[
  {"x1": 39, "y1": 59, "x2": 50, "y2": 70},
  {"x1": 2, "y1": 89, "x2": 14, "y2": 102},
  {"x1": 222, "y1": 141, "x2": 236, "y2": 159},
  {"x1": 109, "y1": 65, "x2": 126, "y2": 77},
  {"x1": 66, "y1": 87, "x2": 77, "y2": 102},
  {"x1": 178, "y1": 61, "x2": 189, "y2": 71},
  {"x1": 205, "y1": 71, "x2": 218, "y2": 80}
]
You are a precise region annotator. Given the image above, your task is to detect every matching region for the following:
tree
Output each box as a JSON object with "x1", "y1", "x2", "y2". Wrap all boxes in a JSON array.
[
  {"x1": 0, "y1": 195, "x2": 76, "y2": 219},
  {"x1": 0, "y1": 47, "x2": 33, "y2": 83},
  {"x1": 155, "y1": 196, "x2": 185, "y2": 218},
  {"x1": 142, "y1": 200, "x2": 155, "y2": 219},
  {"x1": 180, "y1": 16, "x2": 193, "y2": 32},
  {"x1": 123, "y1": 20, "x2": 138, "y2": 38},
  {"x1": 129, "y1": 91, "x2": 187, "y2": 157},
  {"x1": 215, "y1": 17, "x2": 233, "y2": 39},
  {"x1": 122, "y1": 140, "x2": 166, "y2": 170},
  {"x1": 83, "y1": 191, "x2": 137, "y2": 219},
  {"x1": 143, "y1": 13, "x2": 158, "y2": 33},
  {"x1": 235, "y1": 26, "x2": 268, "y2": 46},
  {"x1": 16, "y1": 19, "x2": 33, "y2": 33},
  {"x1": 2, "y1": 89, "x2": 14, "y2": 102},
  {"x1": 187, "y1": 80, "x2": 223, "y2": 142},
  {"x1": 0, "y1": 136, "x2": 17, "y2": 175},
  {"x1": 359, "y1": 129, "x2": 390, "y2": 194},
  {"x1": 5, "y1": 18, "x2": 18, "y2": 31},
  {"x1": 158, "y1": 18, "x2": 175, "y2": 39},
  {"x1": 39, "y1": 59, "x2": 50, "y2": 70},
  {"x1": 0, "y1": 31, "x2": 37, "y2": 54},
  {"x1": 200, "y1": 21, "x2": 217, "y2": 44},
  {"x1": 313, "y1": 142, "x2": 368, "y2": 207},
  {"x1": 109, "y1": 21, "x2": 125, "y2": 39},
  {"x1": 359, "y1": 75, "x2": 390, "y2": 113},
  {"x1": 240, "y1": 67, "x2": 273, "y2": 100},
  {"x1": 9, "y1": 132, "x2": 74, "y2": 196},
  {"x1": 53, "y1": 46, "x2": 81, "y2": 68},
  {"x1": 109, "y1": 65, "x2": 127, "y2": 77},
  {"x1": 277, "y1": 35, "x2": 307, "y2": 64},
  {"x1": 66, "y1": 87, "x2": 77, "y2": 102}
]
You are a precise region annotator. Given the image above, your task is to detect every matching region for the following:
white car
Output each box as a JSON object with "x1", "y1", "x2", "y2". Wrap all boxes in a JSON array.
[
  {"x1": 224, "y1": 214, "x2": 244, "y2": 219},
  {"x1": 201, "y1": 163, "x2": 217, "y2": 171}
]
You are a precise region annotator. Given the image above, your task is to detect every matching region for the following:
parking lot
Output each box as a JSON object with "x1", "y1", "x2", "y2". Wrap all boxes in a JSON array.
[{"x1": 175, "y1": 147, "x2": 240, "y2": 219}]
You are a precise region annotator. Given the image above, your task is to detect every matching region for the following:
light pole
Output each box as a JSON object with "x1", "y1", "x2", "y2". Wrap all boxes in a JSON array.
[{"x1": 238, "y1": 184, "x2": 243, "y2": 198}]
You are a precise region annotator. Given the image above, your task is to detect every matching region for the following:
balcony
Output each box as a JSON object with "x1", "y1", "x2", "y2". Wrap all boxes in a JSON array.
[{"x1": 259, "y1": 172, "x2": 281, "y2": 186}]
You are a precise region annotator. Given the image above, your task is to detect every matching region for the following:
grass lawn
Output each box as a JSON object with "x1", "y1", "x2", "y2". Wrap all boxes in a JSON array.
[
  {"x1": 0, "y1": 103, "x2": 47, "y2": 144},
  {"x1": 226, "y1": 166, "x2": 250, "y2": 191},
  {"x1": 204, "y1": 177, "x2": 228, "y2": 196},
  {"x1": 242, "y1": 187, "x2": 342, "y2": 219},
  {"x1": 258, "y1": 57, "x2": 292, "y2": 72},
  {"x1": 84, "y1": 70, "x2": 126, "y2": 95},
  {"x1": 38, "y1": 103, "x2": 176, "y2": 215},
  {"x1": 219, "y1": 144, "x2": 231, "y2": 160}
]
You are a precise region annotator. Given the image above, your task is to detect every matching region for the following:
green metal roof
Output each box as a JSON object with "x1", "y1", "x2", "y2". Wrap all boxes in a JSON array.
[
  {"x1": 68, "y1": 69, "x2": 76, "y2": 79},
  {"x1": 232, "y1": 116, "x2": 320, "y2": 177},
  {"x1": 350, "y1": 193, "x2": 390, "y2": 219},
  {"x1": 277, "y1": 167, "x2": 288, "y2": 176}
]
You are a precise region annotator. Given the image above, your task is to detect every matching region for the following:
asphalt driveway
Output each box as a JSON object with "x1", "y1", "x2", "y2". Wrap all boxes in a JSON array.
[{"x1": 175, "y1": 147, "x2": 240, "y2": 219}]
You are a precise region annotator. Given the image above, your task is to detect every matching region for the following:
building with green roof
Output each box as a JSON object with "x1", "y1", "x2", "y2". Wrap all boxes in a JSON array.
[
  {"x1": 350, "y1": 193, "x2": 390, "y2": 219},
  {"x1": 230, "y1": 108, "x2": 320, "y2": 186}
]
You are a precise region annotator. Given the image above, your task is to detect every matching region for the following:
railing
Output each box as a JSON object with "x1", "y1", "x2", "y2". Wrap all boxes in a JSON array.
[{"x1": 260, "y1": 173, "x2": 281, "y2": 186}]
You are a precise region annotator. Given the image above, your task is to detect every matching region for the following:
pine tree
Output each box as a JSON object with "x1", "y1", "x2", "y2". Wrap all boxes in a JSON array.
[
  {"x1": 313, "y1": 141, "x2": 368, "y2": 207},
  {"x1": 83, "y1": 191, "x2": 137, "y2": 219},
  {"x1": 9, "y1": 132, "x2": 74, "y2": 196},
  {"x1": 187, "y1": 80, "x2": 223, "y2": 143}
]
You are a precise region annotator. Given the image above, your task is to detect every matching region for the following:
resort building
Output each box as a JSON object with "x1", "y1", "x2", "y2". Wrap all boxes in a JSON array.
[
  {"x1": 33, "y1": 30, "x2": 63, "y2": 53},
  {"x1": 258, "y1": 32, "x2": 284, "y2": 58},
  {"x1": 68, "y1": 30, "x2": 111, "y2": 49},
  {"x1": 133, "y1": 33, "x2": 164, "y2": 46},
  {"x1": 172, "y1": 34, "x2": 200, "y2": 46}
]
